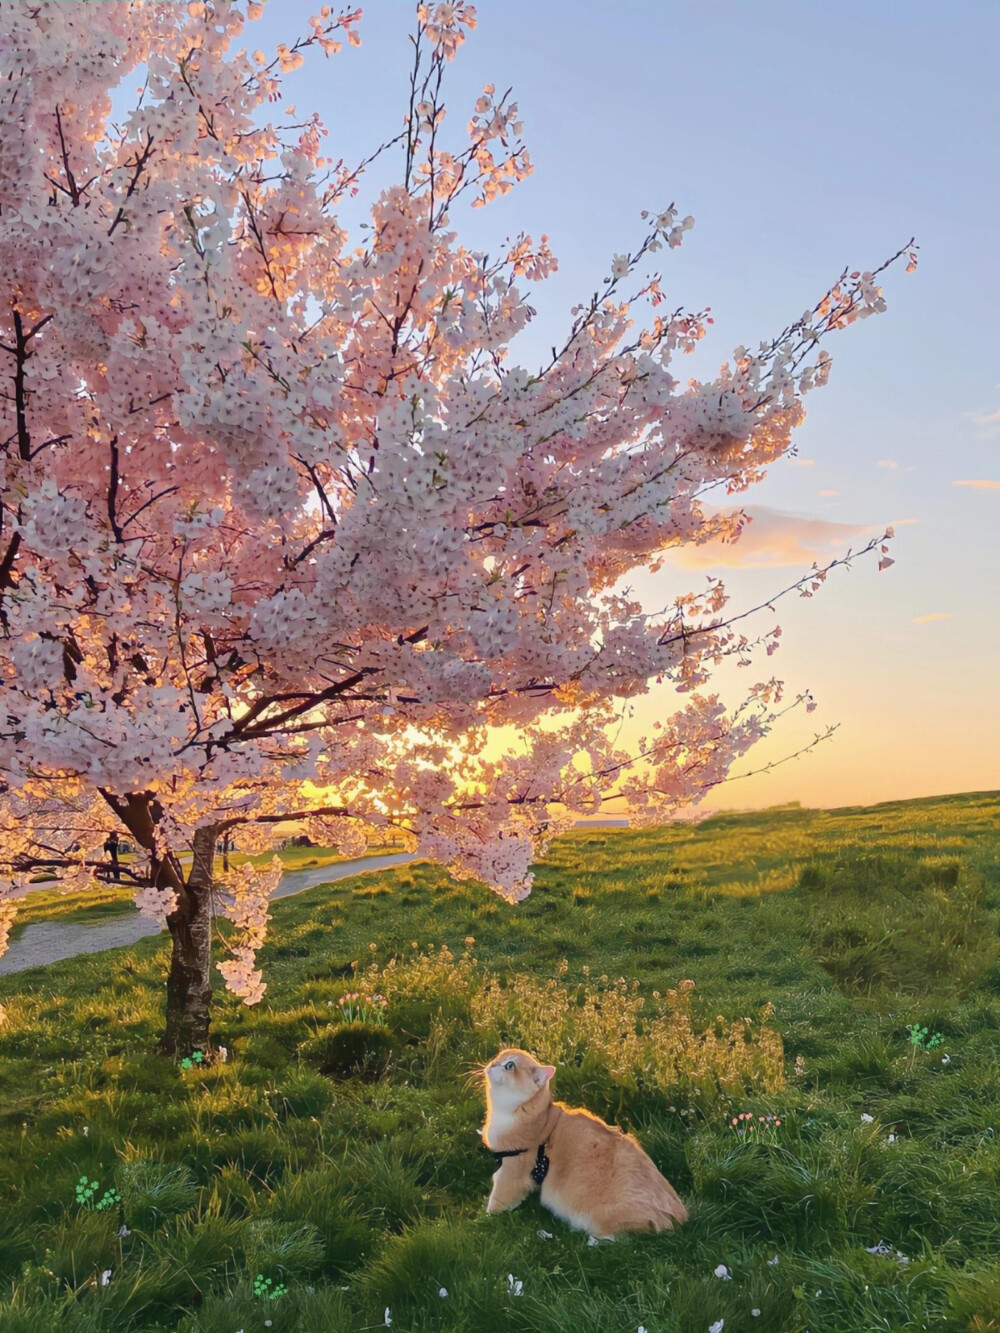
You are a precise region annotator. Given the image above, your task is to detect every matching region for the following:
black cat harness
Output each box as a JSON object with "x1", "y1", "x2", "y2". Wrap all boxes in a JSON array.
[{"x1": 489, "y1": 1142, "x2": 551, "y2": 1184}]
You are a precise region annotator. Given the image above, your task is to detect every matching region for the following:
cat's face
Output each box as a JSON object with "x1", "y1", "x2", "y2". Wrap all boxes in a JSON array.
[{"x1": 485, "y1": 1048, "x2": 556, "y2": 1113}]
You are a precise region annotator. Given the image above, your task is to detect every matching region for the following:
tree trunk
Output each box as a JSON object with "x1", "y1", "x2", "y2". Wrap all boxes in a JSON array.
[{"x1": 162, "y1": 825, "x2": 217, "y2": 1058}]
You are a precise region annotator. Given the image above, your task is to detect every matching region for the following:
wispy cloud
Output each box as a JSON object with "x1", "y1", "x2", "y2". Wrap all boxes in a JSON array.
[
  {"x1": 912, "y1": 613, "x2": 950, "y2": 624},
  {"x1": 963, "y1": 407, "x2": 1000, "y2": 437},
  {"x1": 669, "y1": 506, "x2": 880, "y2": 570},
  {"x1": 877, "y1": 459, "x2": 899, "y2": 469},
  {"x1": 817, "y1": 489, "x2": 840, "y2": 497},
  {"x1": 953, "y1": 478, "x2": 1000, "y2": 490},
  {"x1": 787, "y1": 457, "x2": 814, "y2": 467}
]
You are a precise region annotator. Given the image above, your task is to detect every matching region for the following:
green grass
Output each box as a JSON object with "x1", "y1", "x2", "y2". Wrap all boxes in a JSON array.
[
  {"x1": 235, "y1": 839, "x2": 404, "y2": 873},
  {"x1": 2, "y1": 791, "x2": 1000, "y2": 1330},
  {"x1": 10, "y1": 884, "x2": 144, "y2": 934}
]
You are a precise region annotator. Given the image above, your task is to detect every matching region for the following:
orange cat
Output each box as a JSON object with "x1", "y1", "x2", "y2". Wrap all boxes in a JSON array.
[{"x1": 480, "y1": 1047, "x2": 688, "y2": 1238}]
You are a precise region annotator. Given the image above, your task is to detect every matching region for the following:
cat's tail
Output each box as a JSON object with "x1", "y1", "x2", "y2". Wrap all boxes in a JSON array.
[{"x1": 650, "y1": 1177, "x2": 688, "y2": 1230}]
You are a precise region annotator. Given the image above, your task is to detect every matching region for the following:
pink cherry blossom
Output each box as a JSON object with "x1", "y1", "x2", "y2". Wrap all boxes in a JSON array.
[{"x1": 0, "y1": 3, "x2": 911, "y2": 1043}]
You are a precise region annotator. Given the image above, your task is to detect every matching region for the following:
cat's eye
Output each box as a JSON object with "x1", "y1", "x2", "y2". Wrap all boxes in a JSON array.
[{"x1": 503, "y1": 1060, "x2": 516, "y2": 1071}]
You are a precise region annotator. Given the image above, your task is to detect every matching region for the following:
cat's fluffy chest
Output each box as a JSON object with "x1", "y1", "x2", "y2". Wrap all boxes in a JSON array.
[{"x1": 482, "y1": 1105, "x2": 524, "y2": 1146}]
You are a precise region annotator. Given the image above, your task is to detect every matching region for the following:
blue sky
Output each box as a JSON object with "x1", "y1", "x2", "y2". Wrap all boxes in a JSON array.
[{"x1": 250, "y1": 1, "x2": 999, "y2": 809}]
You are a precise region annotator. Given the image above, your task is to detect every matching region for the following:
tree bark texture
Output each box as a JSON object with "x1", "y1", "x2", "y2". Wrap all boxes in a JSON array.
[{"x1": 162, "y1": 825, "x2": 217, "y2": 1058}]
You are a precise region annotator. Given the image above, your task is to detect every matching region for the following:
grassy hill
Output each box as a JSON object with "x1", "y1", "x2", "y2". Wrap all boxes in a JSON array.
[{"x1": 2, "y1": 792, "x2": 1000, "y2": 1331}]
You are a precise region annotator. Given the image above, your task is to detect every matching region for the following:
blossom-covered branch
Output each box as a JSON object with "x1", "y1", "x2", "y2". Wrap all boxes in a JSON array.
[{"x1": 0, "y1": 2, "x2": 913, "y2": 1027}]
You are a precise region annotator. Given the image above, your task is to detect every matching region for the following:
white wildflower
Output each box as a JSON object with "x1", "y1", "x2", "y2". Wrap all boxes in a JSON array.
[
  {"x1": 100, "y1": 1269, "x2": 111, "y2": 1287},
  {"x1": 714, "y1": 1264, "x2": 732, "y2": 1280},
  {"x1": 384, "y1": 1309, "x2": 392, "y2": 1326},
  {"x1": 861, "y1": 1113, "x2": 874, "y2": 1123},
  {"x1": 710, "y1": 1321, "x2": 725, "y2": 1333},
  {"x1": 752, "y1": 1312, "x2": 761, "y2": 1319},
  {"x1": 438, "y1": 1288, "x2": 448, "y2": 1297},
  {"x1": 867, "y1": 1241, "x2": 910, "y2": 1264},
  {"x1": 507, "y1": 1274, "x2": 523, "y2": 1296},
  {"x1": 537, "y1": 1229, "x2": 553, "y2": 1239},
  {"x1": 768, "y1": 1255, "x2": 779, "y2": 1266}
]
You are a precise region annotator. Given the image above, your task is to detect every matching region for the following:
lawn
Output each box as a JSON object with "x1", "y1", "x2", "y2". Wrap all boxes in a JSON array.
[{"x1": 2, "y1": 792, "x2": 1000, "y2": 1331}]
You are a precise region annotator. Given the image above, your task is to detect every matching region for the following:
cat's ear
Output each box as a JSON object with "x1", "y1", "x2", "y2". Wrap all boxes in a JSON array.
[{"x1": 532, "y1": 1064, "x2": 556, "y2": 1088}]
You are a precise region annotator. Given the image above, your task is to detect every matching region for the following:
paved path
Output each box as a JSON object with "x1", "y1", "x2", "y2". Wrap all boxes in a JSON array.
[{"x1": 0, "y1": 852, "x2": 415, "y2": 977}]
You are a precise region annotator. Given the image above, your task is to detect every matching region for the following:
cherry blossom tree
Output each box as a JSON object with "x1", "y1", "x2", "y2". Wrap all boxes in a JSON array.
[{"x1": 0, "y1": 1, "x2": 914, "y2": 1054}]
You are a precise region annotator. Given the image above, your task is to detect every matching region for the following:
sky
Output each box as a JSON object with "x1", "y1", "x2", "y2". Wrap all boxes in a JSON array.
[{"x1": 250, "y1": 0, "x2": 999, "y2": 812}]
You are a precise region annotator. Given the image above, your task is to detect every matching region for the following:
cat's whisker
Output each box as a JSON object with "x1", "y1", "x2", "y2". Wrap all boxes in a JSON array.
[{"x1": 458, "y1": 1058, "x2": 491, "y2": 1089}]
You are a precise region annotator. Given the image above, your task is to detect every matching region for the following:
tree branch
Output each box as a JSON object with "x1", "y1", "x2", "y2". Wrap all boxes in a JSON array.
[
  {"x1": 107, "y1": 132, "x2": 155, "y2": 237},
  {"x1": 107, "y1": 435, "x2": 124, "y2": 542}
]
